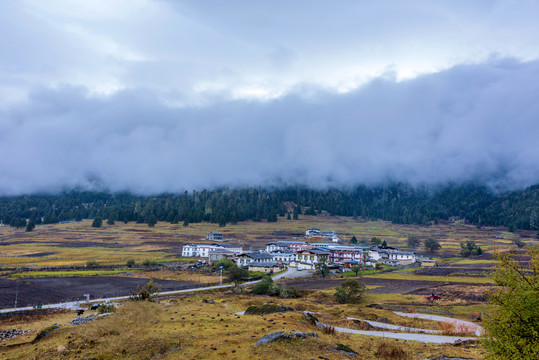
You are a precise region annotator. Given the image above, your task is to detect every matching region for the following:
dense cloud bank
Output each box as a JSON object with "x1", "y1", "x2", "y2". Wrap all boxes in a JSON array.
[{"x1": 1, "y1": 58, "x2": 538, "y2": 195}]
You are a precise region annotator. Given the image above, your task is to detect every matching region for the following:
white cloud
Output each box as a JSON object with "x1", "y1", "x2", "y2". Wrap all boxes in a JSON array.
[
  {"x1": 1, "y1": 1, "x2": 539, "y2": 194},
  {"x1": 1, "y1": 59, "x2": 538, "y2": 194}
]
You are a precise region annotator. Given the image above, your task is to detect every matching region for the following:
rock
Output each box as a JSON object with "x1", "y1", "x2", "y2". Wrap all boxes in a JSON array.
[
  {"x1": 423, "y1": 357, "x2": 478, "y2": 360},
  {"x1": 70, "y1": 315, "x2": 97, "y2": 326},
  {"x1": 335, "y1": 343, "x2": 357, "y2": 356},
  {"x1": 1, "y1": 328, "x2": 31, "y2": 342},
  {"x1": 57, "y1": 345, "x2": 67, "y2": 352},
  {"x1": 245, "y1": 303, "x2": 295, "y2": 315},
  {"x1": 254, "y1": 331, "x2": 318, "y2": 347}
]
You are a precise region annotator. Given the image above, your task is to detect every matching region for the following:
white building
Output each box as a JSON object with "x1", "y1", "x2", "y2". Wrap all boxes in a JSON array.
[
  {"x1": 182, "y1": 243, "x2": 243, "y2": 258},
  {"x1": 236, "y1": 252, "x2": 274, "y2": 267},
  {"x1": 265, "y1": 241, "x2": 308, "y2": 253},
  {"x1": 270, "y1": 251, "x2": 295, "y2": 264}
]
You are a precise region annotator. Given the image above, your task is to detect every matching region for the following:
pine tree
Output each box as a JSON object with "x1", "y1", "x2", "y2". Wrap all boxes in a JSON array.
[
  {"x1": 92, "y1": 216, "x2": 102, "y2": 228},
  {"x1": 25, "y1": 219, "x2": 35, "y2": 232},
  {"x1": 146, "y1": 214, "x2": 157, "y2": 227}
]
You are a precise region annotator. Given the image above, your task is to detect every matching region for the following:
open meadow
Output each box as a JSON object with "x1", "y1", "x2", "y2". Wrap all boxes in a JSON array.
[{"x1": 1, "y1": 216, "x2": 537, "y2": 359}]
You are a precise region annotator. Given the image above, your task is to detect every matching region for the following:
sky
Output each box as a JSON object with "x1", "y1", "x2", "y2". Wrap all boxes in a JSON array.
[{"x1": 1, "y1": 0, "x2": 539, "y2": 195}]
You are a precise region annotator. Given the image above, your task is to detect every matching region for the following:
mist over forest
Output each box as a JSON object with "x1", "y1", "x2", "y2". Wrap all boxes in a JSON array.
[{"x1": 2, "y1": 59, "x2": 539, "y2": 196}]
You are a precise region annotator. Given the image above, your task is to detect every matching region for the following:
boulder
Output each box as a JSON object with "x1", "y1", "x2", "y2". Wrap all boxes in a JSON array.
[
  {"x1": 245, "y1": 303, "x2": 295, "y2": 315},
  {"x1": 255, "y1": 331, "x2": 318, "y2": 347}
]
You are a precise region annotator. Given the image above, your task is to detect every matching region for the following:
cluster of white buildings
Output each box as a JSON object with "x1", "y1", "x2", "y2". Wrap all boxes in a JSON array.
[{"x1": 182, "y1": 231, "x2": 417, "y2": 272}]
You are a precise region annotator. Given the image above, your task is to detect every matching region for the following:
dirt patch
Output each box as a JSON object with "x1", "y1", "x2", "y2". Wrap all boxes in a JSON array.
[
  {"x1": 0, "y1": 277, "x2": 197, "y2": 309},
  {"x1": 281, "y1": 277, "x2": 446, "y2": 294},
  {"x1": 18, "y1": 252, "x2": 58, "y2": 258},
  {"x1": 416, "y1": 265, "x2": 491, "y2": 277},
  {"x1": 409, "y1": 284, "x2": 492, "y2": 303}
]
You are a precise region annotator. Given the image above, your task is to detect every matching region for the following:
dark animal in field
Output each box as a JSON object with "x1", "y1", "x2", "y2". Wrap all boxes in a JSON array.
[
  {"x1": 77, "y1": 310, "x2": 85, "y2": 316},
  {"x1": 90, "y1": 304, "x2": 101, "y2": 310}
]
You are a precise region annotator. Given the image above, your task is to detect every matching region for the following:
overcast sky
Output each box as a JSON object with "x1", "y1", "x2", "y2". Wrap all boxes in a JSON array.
[{"x1": 1, "y1": 0, "x2": 539, "y2": 195}]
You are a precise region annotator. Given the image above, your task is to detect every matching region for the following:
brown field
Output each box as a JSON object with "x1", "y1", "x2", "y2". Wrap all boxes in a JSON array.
[
  {"x1": 0, "y1": 291, "x2": 487, "y2": 360},
  {"x1": 1, "y1": 215, "x2": 535, "y2": 269}
]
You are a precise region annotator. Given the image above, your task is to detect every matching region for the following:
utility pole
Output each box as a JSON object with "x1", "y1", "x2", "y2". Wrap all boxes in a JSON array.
[
  {"x1": 219, "y1": 266, "x2": 223, "y2": 285},
  {"x1": 14, "y1": 280, "x2": 19, "y2": 309}
]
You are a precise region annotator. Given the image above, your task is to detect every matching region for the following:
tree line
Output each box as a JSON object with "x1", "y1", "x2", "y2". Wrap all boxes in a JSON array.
[{"x1": 0, "y1": 183, "x2": 538, "y2": 232}]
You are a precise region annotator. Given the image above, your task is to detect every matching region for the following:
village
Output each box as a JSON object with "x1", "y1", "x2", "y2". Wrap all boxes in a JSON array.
[{"x1": 181, "y1": 228, "x2": 433, "y2": 274}]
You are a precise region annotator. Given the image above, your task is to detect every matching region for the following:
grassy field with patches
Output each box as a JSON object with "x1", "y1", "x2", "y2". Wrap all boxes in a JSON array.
[
  {"x1": 0, "y1": 291, "x2": 487, "y2": 360},
  {"x1": 1, "y1": 215, "x2": 535, "y2": 271},
  {"x1": 3, "y1": 216, "x2": 529, "y2": 359}
]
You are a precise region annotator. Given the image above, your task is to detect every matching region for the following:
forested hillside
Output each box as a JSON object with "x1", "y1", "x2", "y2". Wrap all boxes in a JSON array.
[{"x1": 1, "y1": 184, "x2": 538, "y2": 232}]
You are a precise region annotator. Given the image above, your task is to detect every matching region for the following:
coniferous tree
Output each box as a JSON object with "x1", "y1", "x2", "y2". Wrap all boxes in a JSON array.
[
  {"x1": 92, "y1": 216, "x2": 102, "y2": 228},
  {"x1": 25, "y1": 219, "x2": 35, "y2": 232},
  {"x1": 146, "y1": 214, "x2": 157, "y2": 227}
]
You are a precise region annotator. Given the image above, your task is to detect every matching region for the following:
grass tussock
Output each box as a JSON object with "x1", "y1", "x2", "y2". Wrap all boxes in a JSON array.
[
  {"x1": 437, "y1": 320, "x2": 479, "y2": 336},
  {"x1": 375, "y1": 339, "x2": 411, "y2": 360}
]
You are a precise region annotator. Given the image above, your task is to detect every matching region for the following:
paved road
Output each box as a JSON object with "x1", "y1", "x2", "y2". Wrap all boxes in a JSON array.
[
  {"x1": 394, "y1": 312, "x2": 484, "y2": 336},
  {"x1": 0, "y1": 267, "x2": 310, "y2": 314},
  {"x1": 236, "y1": 311, "x2": 477, "y2": 344},
  {"x1": 346, "y1": 317, "x2": 442, "y2": 334},
  {"x1": 273, "y1": 267, "x2": 314, "y2": 280},
  {"x1": 332, "y1": 325, "x2": 476, "y2": 344}
]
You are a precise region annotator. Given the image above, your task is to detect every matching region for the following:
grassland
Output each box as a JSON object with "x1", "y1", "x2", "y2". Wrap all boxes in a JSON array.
[
  {"x1": 1, "y1": 215, "x2": 535, "y2": 358},
  {"x1": 1, "y1": 215, "x2": 535, "y2": 270},
  {"x1": 364, "y1": 272, "x2": 495, "y2": 284},
  {"x1": 0, "y1": 291, "x2": 488, "y2": 360}
]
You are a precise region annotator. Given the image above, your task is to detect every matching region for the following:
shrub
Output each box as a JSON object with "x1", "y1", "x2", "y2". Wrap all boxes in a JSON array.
[
  {"x1": 142, "y1": 259, "x2": 158, "y2": 267},
  {"x1": 97, "y1": 304, "x2": 115, "y2": 314},
  {"x1": 483, "y1": 246, "x2": 539, "y2": 359},
  {"x1": 131, "y1": 280, "x2": 161, "y2": 301},
  {"x1": 375, "y1": 339, "x2": 410, "y2": 360},
  {"x1": 214, "y1": 258, "x2": 235, "y2": 271},
  {"x1": 86, "y1": 260, "x2": 98, "y2": 268},
  {"x1": 334, "y1": 279, "x2": 366, "y2": 304},
  {"x1": 424, "y1": 237, "x2": 441, "y2": 252},
  {"x1": 407, "y1": 234, "x2": 420, "y2": 248},
  {"x1": 252, "y1": 277, "x2": 274, "y2": 295},
  {"x1": 251, "y1": 276, "x2": 302, "y2": 298},
  {"x1": 227, "y1": 264, "x2": 248, "y2": 283},
  {"x1": 126, "y1": 259, "x2": 136, "y2": 267},
  {"x1": 460, "y1": 241, "x2": 483, "y2": 257}
]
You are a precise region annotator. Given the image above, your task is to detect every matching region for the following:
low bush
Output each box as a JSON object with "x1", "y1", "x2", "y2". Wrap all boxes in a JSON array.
[
  {"x1": 97, "y1": 304, "x2": 115, "y2": 314},
  {"x1": 334, "y1": 279, "x2": 366, "y2": 304},
  {"x1": 251, "y1": 276, "x2": 301, "y2": 298},
  {"x1": 437, "y1": 320, "x2": 478, "y2": 336},
  {"x1": 375, "y1": 339, "x2": 410, "y2": 359},
  {"x1": 131, "y1": 280, "x2": 161, "y2": 301}
]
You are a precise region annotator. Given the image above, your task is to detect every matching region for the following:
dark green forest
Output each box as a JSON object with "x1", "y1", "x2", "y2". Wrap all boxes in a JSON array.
[{"x1": 1, "y1": 183, "x2": 538, "y2": 232}]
